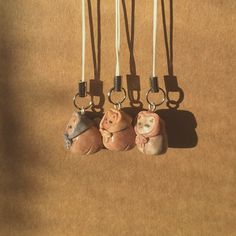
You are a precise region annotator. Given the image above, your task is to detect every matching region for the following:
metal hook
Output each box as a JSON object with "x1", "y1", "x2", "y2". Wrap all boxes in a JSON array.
[
  {"x1": 146, "y1": 87, "x2": 166, "y2": 112},
  {"x1": 73, "y1": 92, "x2": 93, "y2": 112},
  {"x1": 108, "y1": 87, "x2": 127, "y2": 108}
]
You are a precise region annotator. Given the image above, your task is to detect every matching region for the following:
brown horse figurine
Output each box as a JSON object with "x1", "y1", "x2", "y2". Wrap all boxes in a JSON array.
[{"x1": 64, "y1": 112, "x2": 103, "y2": 155}]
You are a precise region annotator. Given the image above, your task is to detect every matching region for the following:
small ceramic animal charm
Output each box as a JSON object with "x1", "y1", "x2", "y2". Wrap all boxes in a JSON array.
[
  {"x1": 64, "y1": 112, "x2": 103, "y2": 154},
  {"x1": 134, "y1": 111, "x2": 168, "y2": 155},
  {"x1": 99, "y1": 108, "x2": 136, "y2": 151}
]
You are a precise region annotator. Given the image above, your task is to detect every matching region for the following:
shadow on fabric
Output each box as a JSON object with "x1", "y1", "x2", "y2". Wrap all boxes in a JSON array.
[
  {"x1": 160, "y1": 0, "x2": 198, "y2": 148},
  {"x1": 88, "y1": 0, "x2": 105, "y2": 118},
  {"x1": 122, "y1": 0, "x2": 143, "y2": 118},
  {"x1": 0, "y1": 9, "x2": 43, "y2": 233}
]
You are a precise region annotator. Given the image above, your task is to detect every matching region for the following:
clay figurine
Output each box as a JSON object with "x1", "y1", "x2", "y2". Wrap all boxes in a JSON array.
[
  {"x1": 134, "y1": 111, "x2": 168, "y2": 155},
  {"x1": 99, "y1": 108, "x2": 136, "y2": 151},
  {"x1": 64, "y1": 112, "x2": 103, "y2": 155}
]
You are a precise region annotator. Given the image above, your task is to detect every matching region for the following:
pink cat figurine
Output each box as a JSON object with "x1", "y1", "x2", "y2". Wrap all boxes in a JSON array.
[
  {"x1": 134, "y1": 111, "x2": 168, "y2": 155},
  {"x1": 99, "y1": 108, "x2": 136, "y2": 151}
]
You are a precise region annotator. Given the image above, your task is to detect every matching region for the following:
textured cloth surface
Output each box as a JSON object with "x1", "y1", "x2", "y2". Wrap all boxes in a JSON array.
[{"x1": 0, "y1": 1, "x2": 235, "y2": 236}]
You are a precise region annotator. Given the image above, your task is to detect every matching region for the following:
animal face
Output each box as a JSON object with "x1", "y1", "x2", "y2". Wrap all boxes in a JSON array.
[
  {"x1": 102, "y1": 110, "x2": 118, "y2": 130},
  {"x1": 136, "y1": 115, "x2": 155, "y2": 135},
  {"x1": 66, "y1": 112, "x2": 79, "y2": 135}
]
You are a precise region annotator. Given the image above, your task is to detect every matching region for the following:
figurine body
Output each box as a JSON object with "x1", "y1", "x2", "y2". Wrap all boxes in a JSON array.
[
  {"x1": 99, "y1": 109, "x2": 135, "y2": 151},
  {"x1": 64, "y1": 112, "x2": 103, "y2": 155},
  {"x1": 135, "y1": 111, "x2": 167, "y2": 155}
]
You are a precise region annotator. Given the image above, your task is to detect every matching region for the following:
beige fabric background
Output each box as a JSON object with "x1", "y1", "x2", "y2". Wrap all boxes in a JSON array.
[{"x1": 0, "y1": 1, "x2": 235, "y2": 235}]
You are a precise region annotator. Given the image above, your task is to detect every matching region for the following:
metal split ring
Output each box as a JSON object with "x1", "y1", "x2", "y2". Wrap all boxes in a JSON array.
[
  {"x1": 108, "y1": 87, "x2": 126, "y2": 109},
  {"x1": 73, "y1": 92, "x2": 93, "y2": 113},
  {"x1": 146, "y1": 87, "x2": 166, "y2": 111}
]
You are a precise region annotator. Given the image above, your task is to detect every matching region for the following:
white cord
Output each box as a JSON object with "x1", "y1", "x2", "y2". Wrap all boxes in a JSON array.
[
  {"x1": 81, "y1": 0, "x2": 86, "y2": 82},
  {"x1": 153, "y1": 0, "x2": 157, "y2": 77},
  {"x1": 115, "y1": 0, "x2": 120, "y2": 76}
]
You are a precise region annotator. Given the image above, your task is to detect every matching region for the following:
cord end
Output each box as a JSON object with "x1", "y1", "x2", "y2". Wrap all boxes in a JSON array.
[
  {"x1": 149, "y1": 76, "x2": 159, "y2": 93},
  {"x1": 114, "y1": 75, "x2": 122, "y2": 92},
  {"x1": 78, "y1": 81, "x2": 87, "y2": 97},
  {"x1": 164, "y1": 75, "x2": 179, "y2": 92}
]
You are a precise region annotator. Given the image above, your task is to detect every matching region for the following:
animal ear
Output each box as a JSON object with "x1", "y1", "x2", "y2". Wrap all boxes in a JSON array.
[
  {"x1": 99, "y1": 114, "x2": 105, "y2": 128},
  {"x1": 116, "y1": 110, "x2": 122, "y2": 123},
  {"x1": 100, "y1": 111, "x2": 109, "y2": 128},
  {"x1": 107, "y1": 109, "x2": 120, "y2": 123}
]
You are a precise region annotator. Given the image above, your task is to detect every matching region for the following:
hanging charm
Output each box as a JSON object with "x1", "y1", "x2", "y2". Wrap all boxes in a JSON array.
[
  {"x1": 99, "y1": 77, "x2": 136, "y2": 151},
  {"x1": 134, "y1": 0, "x2": 167, "y2": 155},
  {"x1": 134, "y1": 80, "x2": 168, "y2": 155},
  {"x1": 64, "y1": 112, "x2": 102, "y2": 155},
  {"x1": 99, "y1": 108, "x2": 135, "y2": 151},
  {"x1": 64, "y1": 82, "x2": 103, "y2": 155},
  {"x1": 64, "y1": 0, "x2": 102, "y2": 155},
  {"x1": 99, "y1": 0, "x2": 135, "y2": 151},
  {"x1": 135, "y1": 111, "x2": 167, "y2": 155}
]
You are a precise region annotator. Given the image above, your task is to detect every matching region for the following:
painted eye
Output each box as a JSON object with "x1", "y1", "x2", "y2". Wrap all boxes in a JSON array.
[
  {"x1": 150, "y1": 119, "x2": 154, "y2": 123},
  {"x1": 109, "y1": 120, "x2": 113, "y2": 124},
  {"x1": 68, "y1": 125, "x2": 72, "y2": 129},
  {"x1": 138, "y1": 122, "x2": 142, "y2": 126}
]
